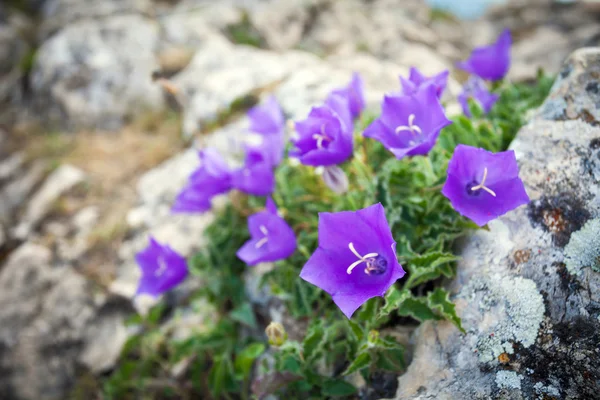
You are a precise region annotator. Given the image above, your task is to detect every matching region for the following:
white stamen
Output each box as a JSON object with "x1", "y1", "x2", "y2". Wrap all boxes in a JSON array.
[
  {"x1": 255, "y1": 225, "x2": 269, "y2": 249},
  {"x1": 347, "y1": 242, "x2": 379, "y2": 274},
  {"x1": 155, "y1": 257, "x2": 167, "y2": 277},
  {"x1": 312, "y1": 125, "x2": 331, "y2": 149},
  {"x1": 470, "y1": 167, "x2": 497, "y2": 197},
  {"x1": 395, "y1": 113, "x2": 422, "y2": 135}
]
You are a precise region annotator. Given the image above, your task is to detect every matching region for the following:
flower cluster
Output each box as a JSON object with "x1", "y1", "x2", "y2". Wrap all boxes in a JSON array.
[
  {"x1": 457, "y1": 29, "x2": 511, "y2": 117},
  {"x1": 134, "y1": 31, "x2": 530, "y2": 320}
]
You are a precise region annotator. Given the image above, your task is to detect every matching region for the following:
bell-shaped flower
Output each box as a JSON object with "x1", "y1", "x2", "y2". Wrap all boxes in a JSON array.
[
  {"x1": 237, "y1": 198, "x2": 296, "y2": 265},
  {"x1": 248, "y1": 95, "x2": 286, "y2": 136},
  {"x1": 363, "y1": 85, "x2": 452, "y2": 160},
  {"x1": 172, "y1": 148, "x2": 232, "y2": 213},
  {"x1": 135, "y1": 236, "x2": 188, "y2": 297},
  {"x1": 400, "y1": 67, "x2": 449, "y2": 98},
  {"x1": 300, "y1": 203, "x2": 406, "y2": 319},
  {"x1": 231, "y1": 152, "x2": 275, "y2": 196},
  {"x1": 457, "y1": 29, "x2": 511, "y2": 81},
  {"x1": 458, "y1": 76, "x2": 499, "y2": 117},
  {"x1": 331, "y1": 72, "x2": 366, "y2": 119},
  {"x1": 291, "y1": 94, "x2": 354, "y2": 166},
  {"x1": 441, "y1": 144, "x2": 529, "y2": 227}
]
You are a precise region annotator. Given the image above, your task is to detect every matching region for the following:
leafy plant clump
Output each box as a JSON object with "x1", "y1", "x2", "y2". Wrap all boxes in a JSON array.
[{"x1": 101, "y1": 74, "x2": 553, "y2": 400}]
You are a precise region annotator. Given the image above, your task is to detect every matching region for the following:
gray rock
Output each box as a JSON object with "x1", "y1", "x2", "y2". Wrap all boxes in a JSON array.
[
  {"x1": 394, "y1": 48, "x2": 600, "y2": 400},
  {"x1": 30, "y1": 15, "x2": 164, "y2": 131},
  {"x1": 0, "y1": 161, "x2": 47, "y2": 226},
  {"x1": 0, "y1": 153, "x2": 24, "y2": 182},
  {"x1": 14, "y1": 164, "x2": 85, "y2": 239},
  {"x1": 39, "y1": 0, "x2": 153, "y2": 38},
  {"x1": 0, "y1": 243, "x2": 132, "y2": 399}
]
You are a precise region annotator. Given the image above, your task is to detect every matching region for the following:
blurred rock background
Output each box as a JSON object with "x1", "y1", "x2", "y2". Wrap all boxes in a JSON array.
[{"x1": 0, "y1": 0, "x2": 598, "y2": 399}]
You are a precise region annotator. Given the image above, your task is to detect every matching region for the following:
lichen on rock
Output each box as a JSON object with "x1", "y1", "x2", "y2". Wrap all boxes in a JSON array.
[{"x1": 564, "y1": 218, "x2": 600, "y2": 275}]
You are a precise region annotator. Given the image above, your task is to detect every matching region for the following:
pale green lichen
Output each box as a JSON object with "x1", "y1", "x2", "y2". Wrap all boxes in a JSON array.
[
  {"x1": 565, "y1": 218, "x2": 600, "y2": 275},
  {"x1": 472, "y1": 275, "x2": 545, "y2": 363},
  {"x1": 495, "y1": 370, "x2": 522, "y2": 390}
]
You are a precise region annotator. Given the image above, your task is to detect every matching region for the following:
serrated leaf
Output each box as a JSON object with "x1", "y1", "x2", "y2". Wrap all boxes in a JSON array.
[
  {"x1": 377, "y1": 286, "x2": 411, "y2": 320},
  {"x1": 346, "y1": 318, "x2": 364, "y2": 342},
  {"x1": 397, "y1": 297, "x2": 441, "y2": 322},
  {"x1": 404, "y1": 252, "x2": 459, "y2": 289},
  {"x1": 303, "y1": 320, "x2": 326, "y2": 362},
  {"x1": 343, "y1": 351, "x2": 371, "y2": 375},
  {"x1": 322, "y1": 379, "x2": 357, "y2": 396},
  {"x1": 427, "y1": 288, "x2": 465, "y2": 333}
]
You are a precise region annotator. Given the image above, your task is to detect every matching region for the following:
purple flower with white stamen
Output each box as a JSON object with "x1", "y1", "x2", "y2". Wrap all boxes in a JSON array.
[
  {"x1": 135, "y1": 237, "x2": 188, "y2": 297},
  {"x1": 442, "y1": 144, "x2": 529, "y2": 227},
  {"x1": 291, "y1": 93, "x2": 354, "y2": 166},
  {"x1": 300, "y1": 203, "x2": 406, "y2": 319},
  {"x1": 363, "y1": 85, "x2": 452, "y2": 160},
  {"x1": 332, "y1": 72, "x2": 366, "y2": 119},
  {"x1": 458, "y1": 76, "x2": 499, "y2": 117},
  {"x1": 172, "y1": 148, "x2": 232, "y2": 213},
  {"x1": 457, "y1": 29, "x2": 511, "y2": 81},
  {"x1": 237, "y1": 198, "x2": 296, "y2": 265},
  {"x1": 248, "y1": 96, "x2": 286, "y2": 136},
  {"x1": 400, "y1": 67, "x2": 449, "y2": 98}
]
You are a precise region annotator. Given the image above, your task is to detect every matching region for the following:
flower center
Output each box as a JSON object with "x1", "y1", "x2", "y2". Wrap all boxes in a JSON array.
[
  {"x1": 313, "y1": 124, "x2": 332, "y2": 149},
  {"x1": 395, "y1": 114, "x2": 422, "y2": 136},
  {"x1": 469, "y1": 167, "x2": 496, "y2": 197},
  {"x1": 255, "y1": 225, "x2": 269, "y2": 249},
  {"x1": 155, "y1": 256, "x2": 167, "y2": 277},
  {"x1": 347, "y1": 242, "x2": 386, "y2": 275}
]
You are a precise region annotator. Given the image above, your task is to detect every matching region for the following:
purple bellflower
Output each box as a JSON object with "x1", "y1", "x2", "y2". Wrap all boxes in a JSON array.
[
  {"x1": 291, "y1": 93, "x2": 354, "y2": 166},
  {"x1": 458, "y1": 76, "x2": 499, "y2": 117},
  {"x1": 172, "y1": 148, "x2": 232, "y2": 213},
  {"x1": 332, "y1": 72, "x2": 366, "y2": 119},
  {"x1": 248, "y1": 95, "x2": 286, "y2": 136},
  {"x1": 363, "y1": 85, "x2": 452, "y2": 160},
  {"x1": 400, "y1": 67, "x2": 449, "y2": 98},
  {"x1": 135, "y1": 236, "x2": 188, "y2": 297},
  {"x1": 441, "y1": 144, "x2": 529, "y2": 227},
  {"x1": 237, "y1": 197, "x2": 297, "y2": 265},
  {"x1": 231, "y1": 156, "x2": 276, "y2": 196},
  {"x1": 457, "y1": 29, "x2": 511, "y2": 81},
  {"x1": 300, "y1": 203, "x2": 406, "y2": 319}
]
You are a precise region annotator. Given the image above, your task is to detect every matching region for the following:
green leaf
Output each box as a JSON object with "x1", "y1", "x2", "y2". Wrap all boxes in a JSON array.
[
  {"x1": 377, "y1": 286, "x2": 411, "y2": 320},
  {"x1": 303, "y1": 320, "x2": 326, "y2": 362},
  {"x1": 427, "y1": 288, "x2": 465, "y2": 333},
  {"x1": 209, "y1": 355, "x2": 237, "y2": 396},
  {"x1": 375, "y1": 347, "x2": 405, "y2": 372},
  {"x1": 404, "y1": 252, "x2": 459, "y2": 289},
  {"x1": 343, "y1": 351, "x2": 371, "y2": 375},
  {"x1": 234, "y1": 342, "x2": 265, "y2": 377},
  {"x1": 229, "y1": 303, "x2": 257, "y2": 328},
  {"x1": 322, "y1": 379, "x2": 357, "y2": 396},
  {"x1": 397, "y1": 297, "x2": 442, "y2": 322}
]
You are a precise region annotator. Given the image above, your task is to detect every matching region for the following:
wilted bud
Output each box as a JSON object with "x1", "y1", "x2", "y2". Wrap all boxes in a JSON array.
[
  {"x1": 322, "y1": 165, "x2": 349, "y2": 194},
  {"x1": 265, "y1": 322, "x2": 287, "y2": 346}
]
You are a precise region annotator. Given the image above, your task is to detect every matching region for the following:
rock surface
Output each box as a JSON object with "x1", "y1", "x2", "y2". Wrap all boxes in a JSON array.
[
  {"x1": 30, "y1": 15, "x2": 164, "y2": 130},
  {"x1": 393, "y1": 47, "x2": 600, "y2": 400},
  {"x1": 0, "y1": 243, "x2": 132, "y2": 400}
]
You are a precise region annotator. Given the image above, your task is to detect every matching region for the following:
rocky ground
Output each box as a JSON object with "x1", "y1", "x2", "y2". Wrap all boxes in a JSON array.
[{"x1": 0, "y1": 0, "x2": 599, "y2": 399}]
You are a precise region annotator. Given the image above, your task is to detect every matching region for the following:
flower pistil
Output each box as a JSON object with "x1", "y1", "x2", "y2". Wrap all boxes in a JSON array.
[
  {"x1": 469, "y1": 167, "x2": 496, "y2": 197},
  {"x1": 347, "y1": 242, "x2": 380, "y2": 275}
]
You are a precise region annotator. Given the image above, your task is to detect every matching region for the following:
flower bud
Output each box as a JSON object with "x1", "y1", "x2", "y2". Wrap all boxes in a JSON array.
[{"x1": 265, "y1": 322, "x2": 287, "y2": 346}]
